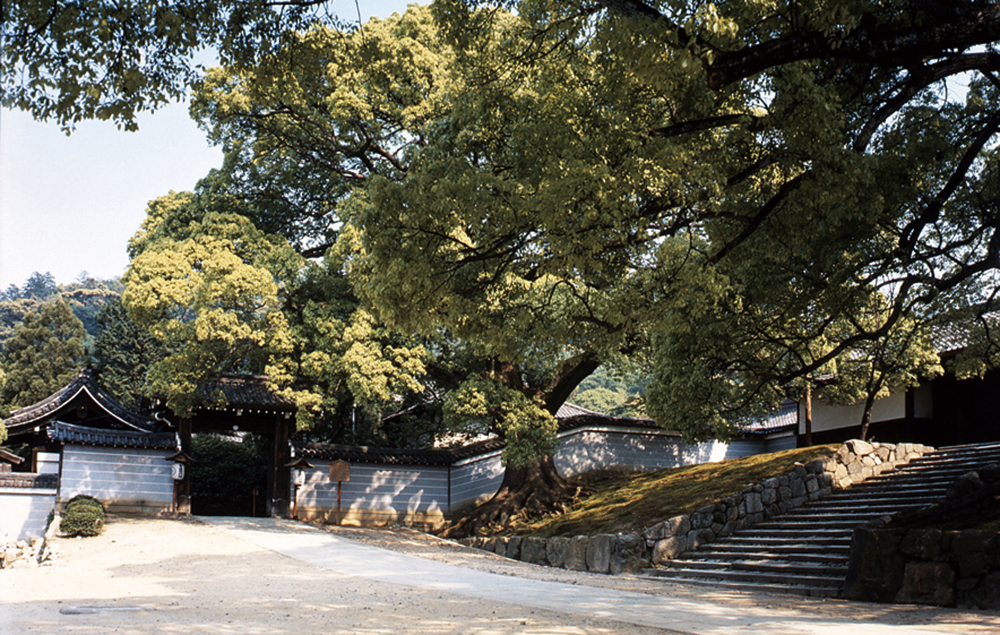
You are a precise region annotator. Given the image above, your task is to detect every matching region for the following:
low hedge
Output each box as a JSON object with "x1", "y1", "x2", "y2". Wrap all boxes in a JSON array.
[{"x1": 60, "y1": 494, "x2": 106, "y2": 537}]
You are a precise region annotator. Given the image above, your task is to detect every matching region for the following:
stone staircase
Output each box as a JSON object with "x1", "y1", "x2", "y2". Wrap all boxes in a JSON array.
[{"x1": 641, "y1": 441, "x2": 1000, "y2": 596}]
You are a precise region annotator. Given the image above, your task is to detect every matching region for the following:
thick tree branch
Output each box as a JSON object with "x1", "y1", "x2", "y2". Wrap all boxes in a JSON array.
[{"x1": 706, "y1": 5, "x2": 1000, "y2": 89}]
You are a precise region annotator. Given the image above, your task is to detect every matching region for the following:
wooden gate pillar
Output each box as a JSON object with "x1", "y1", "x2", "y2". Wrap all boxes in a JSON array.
[{"x1": 270, "y1": 414, "x2": 292, "y2": 517}]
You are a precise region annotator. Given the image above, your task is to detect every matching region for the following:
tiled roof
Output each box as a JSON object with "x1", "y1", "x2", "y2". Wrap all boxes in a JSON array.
[
  {"x1": 197, "y1": 374, "x2": 297, "y2": 412},
  {"x1": 741, "y1": 401, "x2": 799, "y2": 435},
  {"x1": 0, "y1": 472, "x2": 58, "y2": 489},
  {"x1": 48, "y1": 421, "x2": 177, "y2": 450},
  {"x1": 0, "y1": 448, "x2": 24, "y2": 465},
  {"x1": 296, "y1": 410, "x2": 665, "y2": 466},
  {"x1": 3, "y1": 369, "x2": 156, "y2": 433},
  {"x1": 296, "y1": 442, "x2": 471, "y2": 467}
]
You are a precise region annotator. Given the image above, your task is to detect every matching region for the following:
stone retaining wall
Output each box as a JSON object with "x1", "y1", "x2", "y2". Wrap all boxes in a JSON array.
[
  {"x1": 845, "y1": 462, "x2": 1000, "y2": 608},
  {"x1": 461, "y1": 440, "x2": 931, "y2": 575},
  {"x1": 846, "y1": 527, "x2": 1000, "y2": 608}
]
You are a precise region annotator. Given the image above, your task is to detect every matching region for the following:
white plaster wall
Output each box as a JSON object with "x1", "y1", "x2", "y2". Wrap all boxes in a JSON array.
[
  {"x1": 554, "y1": 427, "x2": 728, "y2": 477},
  {"x1": 60, "y1": 446, "x2": 173, "y2": 510},
  {"x1": 801, "y1": 390, "x2": 907, "y2": 434},
  {"x1": 0, "y1": 488, "x2": 57, "y2": 541},
  {"x1": 296, "y1": 462, "x2": 449, "y2": 515}
]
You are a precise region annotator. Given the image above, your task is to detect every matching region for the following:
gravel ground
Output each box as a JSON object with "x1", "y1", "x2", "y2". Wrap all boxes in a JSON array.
[{"x1": 1, "y1": 515, "x2": 999, "y2": 635}]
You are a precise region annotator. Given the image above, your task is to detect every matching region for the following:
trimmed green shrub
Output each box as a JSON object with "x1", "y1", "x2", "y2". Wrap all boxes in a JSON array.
[
  {"x1": 65, "y1": 494, "x2": 102, "y2": 509},
  {"x1": 60, "y1": 495, "x2": 106, "y2": 536}
]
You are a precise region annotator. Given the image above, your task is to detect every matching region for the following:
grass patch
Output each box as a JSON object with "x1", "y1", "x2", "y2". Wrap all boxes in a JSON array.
[{"x1": 515, "y1": 445, "x2": 838, "y2": 538}]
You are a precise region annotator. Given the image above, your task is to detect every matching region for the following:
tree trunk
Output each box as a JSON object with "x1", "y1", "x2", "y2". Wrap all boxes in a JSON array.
[
  {"x1": 441, "y1": 354, "x2": 600, "y2": 539},
  {"x1": 442, "y1": 455, "x2": 583, "y2": 539},
  {"x1": 804, "y1": 383, "x2": 813, "y2": 447},
  {"x1": 859, "y1": 392, "x2": 876, "y2": 442}
]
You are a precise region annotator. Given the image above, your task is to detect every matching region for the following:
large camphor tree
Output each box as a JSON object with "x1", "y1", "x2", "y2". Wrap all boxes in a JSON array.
[
  {"x1": 177, "y1": 1, "x2": 1000, "y2": 533},
  {"x1": 6, "y1": 0, "x2": 1000, "y2": 530}
]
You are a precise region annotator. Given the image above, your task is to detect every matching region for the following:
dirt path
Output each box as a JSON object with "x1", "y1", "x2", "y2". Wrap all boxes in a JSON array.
[{"x1": 2, "y1": 516, "x2": 998, "y2": 634}]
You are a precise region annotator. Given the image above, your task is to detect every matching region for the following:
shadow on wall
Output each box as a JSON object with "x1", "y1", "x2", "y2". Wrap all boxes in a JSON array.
[{"x1": 555, "y1": 429, "x2": 727, "y2": 477}]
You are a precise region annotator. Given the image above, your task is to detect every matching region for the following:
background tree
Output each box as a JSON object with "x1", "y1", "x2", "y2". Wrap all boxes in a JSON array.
[
  {"x1": 2, "y1": 0, "x2": 343, "y2": 130},
  {"x1": 91, "y1": 297, "x2": 167, "y2": 410},
  {"x1": 0, "y1": 300, "x2": 87, "y2": 415},
  {"x1": 123, "y1": 199, "x2": 302, "y2": 415},
  {"x1": 122, "y1": 188, "x2": 435, "y2": 444}
]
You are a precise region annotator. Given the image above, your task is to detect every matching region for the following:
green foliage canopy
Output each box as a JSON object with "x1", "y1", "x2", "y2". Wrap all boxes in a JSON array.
[
  {"x1": 0, "y1": 299, "x2": 87, "y2": 415},
  {"x1": 123, "y1": 195, "x2": 302, "y2": 414},
  {"x1": 332, "y1": 1, "x2": 1000, "y2": 443},
  {"x1": 2, "y1": 0, "x2": 341, "y2": 130}
]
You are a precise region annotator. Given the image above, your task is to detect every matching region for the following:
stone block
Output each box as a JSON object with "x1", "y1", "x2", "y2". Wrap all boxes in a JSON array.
[
  {"x1": 762, "y1": 487, "x2": 778, "y2": 505},
  {"x1": 586, "y1": 534, "x2": 615, "y2": 573},
  {"x1": 686, "y1": 528, "x2": 716, "y2": 551},
  {"x1": 895, "y1": 561, "x2": 956, "y2": 607},
  {"x1": 778, "y1": 485, "x2": 792, "y2": 501},
  {"x1": 764, "y1": 477, "x2": 780, "y2": 489},
  {"x1": 847, "y1": 439, "x2": 875, "y2": 457},
  {"x1": 805, "y1": 476, "x2": 819, "y2": 493},
  {"x1": 834, "y1": 463, "x2": 848, "y2": 481},
  {"x1": 662, "y1": 515, "x2": 691, "y2": 538},
  {"x1": 521, "y1": 537, "x2": 548, "y2": 565},
  {"x1": 792, "y1": 463, "x2": 808, "y2": 479},
  {"x1": 546, "y1": 536, "x2": 571, "y2": 569},
  {"x1": 745, "y1": 492, "x2": 764, "y2": 514},
  {"x1": 652, "y1": 535, "x2": 688, "y2": 563},
  {"x1": 953, "y1": 530, "x2": 996, "y2": 579},
  {"x1": 643, "y1": 521, "x2": 667, "y2": 541},
  {"x1": 790, "y1": 478, "x2": 807, "y2": 498},
  {"x1": 968, "y1": 571, "x2": 1000, "y2": 610},
  {"x1": 805, "y1": 458, "x2": 825, "y2": 474},
  {"x1": 494, "y1": 538, "x2": 509, "y2": 557},
  {"x1": 506, "y1": 536, "x2": 522, "y2": 560},
  {"x1": 836, "y1": 444, "x2": 852, "y2": 464},
  {"x1": 565, "y1": 536, "x2": 589, "y2": 571},
  {"x1": 691, "y1": 511, "x2": 713, "y2": 529}
]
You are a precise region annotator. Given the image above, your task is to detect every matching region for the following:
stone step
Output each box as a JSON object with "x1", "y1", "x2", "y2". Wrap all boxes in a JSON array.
[
  {"x1": 660, "y1": 557, "x2": 848, "y2": 578},
  {"x1": 643, "y1": 565, "x2": 845, "y2": 589},
  {"x1": 739, "y1": 528, "x2": 852, "y2": 540},
  {"x1": 753, "y1": 519, "x2": 864, "y2": 530},
  {"x1": 638, "y1": 570, "x2": 843, "y2": 597},
  {"x1": 706, "y1": 542, "x2": 851, "y2": 555},
  {"x1": 905, "y1": 453, "x2": 1000, "y2": 469},
  {"x1": 685, "y1": 550, "x2": 848, "y2": 565},
  {"x1": 936, "y1": 441, "x2": 1000, "y2": 453},
  {"x1": 718, "y1": 536, "x2": 852, "y2": 549},
  {"x1": 731, "y1": 560, "x2": 848, "y2": 576},
  {"x1": 822, "y1": 488, "x2": 946, "y2": 501},
  {"x1": 875, "y1": 467, "x2": 992, "y2": 481},
  {"x1": 867, "y1": 468, "x2": 980, "y2": 480}
]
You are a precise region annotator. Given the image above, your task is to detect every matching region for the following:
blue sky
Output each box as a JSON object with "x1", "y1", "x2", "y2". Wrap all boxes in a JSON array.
[{"x1": 0, "y1": 0, "x2": 412, "y2": 290}]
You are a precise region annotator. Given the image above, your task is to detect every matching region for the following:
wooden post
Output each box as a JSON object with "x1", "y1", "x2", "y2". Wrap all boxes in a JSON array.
[
  {"x1": 328, "y1": 461, "x2": 351, "y2": 523},
  {"x1": 271, "y1": 415, "x2": 291, "y2": 518},
  {"x1": 177, "y1": 417, "x2": 192, "y2": 514}
]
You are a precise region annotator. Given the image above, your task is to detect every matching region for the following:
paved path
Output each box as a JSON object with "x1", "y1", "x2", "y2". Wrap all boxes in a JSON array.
[{"x1": 202, "y1": 517, "x2": 965, "y2": 635}]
